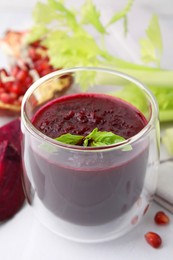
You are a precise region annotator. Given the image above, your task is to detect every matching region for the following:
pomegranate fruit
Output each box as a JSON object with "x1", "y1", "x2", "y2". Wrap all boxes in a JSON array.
[
  {"x1": 0, "y1": 30, "x2": 74, "y2": 116},
  {"x1": 0, "y1": 31, "x2": 57, "y2": 114}
]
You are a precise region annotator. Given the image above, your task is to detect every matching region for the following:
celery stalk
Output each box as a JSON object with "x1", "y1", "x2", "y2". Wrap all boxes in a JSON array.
[{"x1": 162, "y1": 128, "x2": 173, "y2": 155}]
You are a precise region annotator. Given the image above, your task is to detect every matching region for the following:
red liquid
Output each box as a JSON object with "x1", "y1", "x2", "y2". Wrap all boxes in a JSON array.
[
  {"x1": 28, "y1": 93, "x2": 148, "y2": 226},
  {"x1": 32, "y1": 93, "x2": 146, "y2": 139}
]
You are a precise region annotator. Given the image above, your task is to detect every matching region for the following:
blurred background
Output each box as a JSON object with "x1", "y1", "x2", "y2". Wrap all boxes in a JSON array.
[{"x1": 0, "y1": 0, "x2": 173, "y2": 68}]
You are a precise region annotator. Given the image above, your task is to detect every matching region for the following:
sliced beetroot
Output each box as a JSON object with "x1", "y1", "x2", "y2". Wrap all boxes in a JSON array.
[
  {"x1": 0, "y1": 119, "x2": 25, "y2": 221},
  {"x1": 0, "y1": 118, "x2": 21, "y2": 154}
]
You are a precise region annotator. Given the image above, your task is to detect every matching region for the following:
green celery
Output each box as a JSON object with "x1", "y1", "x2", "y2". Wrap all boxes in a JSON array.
[
  {"x1": 140, "y1": 15, "x2": 163, "y2": 66},
  {"x1": 162, "y1": 128, "x2": 173, "y2": 155},
  {"x1": 27, "y1": 0, "x2": 173, "y2": 122}
]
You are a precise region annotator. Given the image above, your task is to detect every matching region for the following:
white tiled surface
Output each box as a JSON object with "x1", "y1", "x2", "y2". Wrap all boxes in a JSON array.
[{"x1": 0, "y1": 1, "x2": 173, "y2": 259}]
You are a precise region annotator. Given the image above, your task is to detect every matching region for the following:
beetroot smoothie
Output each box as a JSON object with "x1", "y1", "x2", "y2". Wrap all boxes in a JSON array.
[{"x1": 28, "y1": 93, "x2": 148, "y2": 226}]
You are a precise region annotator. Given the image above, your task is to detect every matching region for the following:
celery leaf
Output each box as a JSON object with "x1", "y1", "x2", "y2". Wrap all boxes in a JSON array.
[
  {"x1": 28, "y1": 0, "x2": 173, "y2": 123},
  {"x1": 140, "y1": 15, "x2": 163, "y2": 66},
  {"x1": 107, "y1": 0, "x2": 134, "y2": 34},
  {"x1": 80, "y1": 0, "x2": 106, "y2": 34},
  {"x1": 32, "y1": 2, "x2": 59, "y2": 23}
]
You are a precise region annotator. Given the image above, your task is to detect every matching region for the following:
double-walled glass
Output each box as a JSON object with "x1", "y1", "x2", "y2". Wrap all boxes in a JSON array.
[{"x1": 21, "y1": 67, "x2": 159, "y2": 243}]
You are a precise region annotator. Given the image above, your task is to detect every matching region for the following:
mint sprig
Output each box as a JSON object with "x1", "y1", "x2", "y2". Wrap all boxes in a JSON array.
[
  {"x1": 55, "y1": 133, "x2": 83, "y2": 145},
  {"x1": 55, "y1": 128, "x2": 132, "y2": 150},
  {"x1": 83, "y1": 128, "x2": 125, "y2": 147}
]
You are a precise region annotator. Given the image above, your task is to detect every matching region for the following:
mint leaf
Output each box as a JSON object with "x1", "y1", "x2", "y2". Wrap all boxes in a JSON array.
[
  {"x1": 84, "y1": 128, "x2": 127, "y2": 147},
  {"x1": 54, "y1": 128, "x2": 132, "y2": 150},
  {"x1": 55, "y1": 133, "x2": 83, "y2": 145}
]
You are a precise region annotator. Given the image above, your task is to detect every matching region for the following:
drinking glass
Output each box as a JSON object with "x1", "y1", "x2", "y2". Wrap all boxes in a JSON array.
[{"x1": 21, "y1": 67, "x2": 159, "y2": 243}]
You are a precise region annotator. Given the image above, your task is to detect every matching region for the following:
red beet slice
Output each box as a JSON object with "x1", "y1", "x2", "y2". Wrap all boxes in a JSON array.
[
  {"x1": 0, "y1": 119, "x2": 25, "y2": 221},
  {"x1": 0, "y1": 118, "x2": 21, "y2": 154}
]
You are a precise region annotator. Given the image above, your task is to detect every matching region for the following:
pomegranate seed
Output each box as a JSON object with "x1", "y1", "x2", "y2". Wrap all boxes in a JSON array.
[
  {"x1": 0, "y1": 87, "x2": 4, "y2": 94},
  {"x1": 43, "y1": 56, "x2": 49, "y2": 62},
  {"x1": 10, "y1": 82, "x2": 21, "y2": 95},
  {"x1": 39, "y1": 68, "x2": 54, "y2": 77},
  {"x1": 16, "y1": 69, "x2": 29, "y2": 82},
  {"x1": 0, "y1": 93, "x2": 14, "y2": 104},
  {"x1": 34, "y1": 59, "x2": 50, "y2": 72},
  {"x1": 0, "y1": 81, "x2": 4, "y2": 88},
  {"x1": 3, "y1": 81, "x2": 13, "y2": 92},
  {"x1": 24, "y1": 75, "x2": 33, "y2": 88},
  {"x1": 10, "y1": 81, "x2": 27, "y2": 96},
  {"x1": 29, "y1": 47, "x2": 42, "y2": 62},
  {"x1": 30, "y1": 40, "x2": 42, "y2": 48},
  {"x1": 11, "y1": 65, "x2": 21, "y2": 77},
  {"x1": 144, "y1": 232, "x2": 162, "y2": 249},
  {"x1": 8, "y1": 92, "x2": 18, "y2": 102},
  {"x1": 154, "y1": 211, "x2": 170, "y2": 225}
]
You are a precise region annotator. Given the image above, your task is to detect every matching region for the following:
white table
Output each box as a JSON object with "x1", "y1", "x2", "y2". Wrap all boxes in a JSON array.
[
  {"x1": 0, "y1": 1, "x2": 173, "y2": 259},
  {"x1": 1, "y1": 201, "x2": 173, "y2": 260}
]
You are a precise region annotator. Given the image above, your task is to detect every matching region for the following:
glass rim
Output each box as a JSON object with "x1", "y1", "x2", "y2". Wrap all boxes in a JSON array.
[{"x1": 21, "y1": 66, "x2": 159, "y2": 152}]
